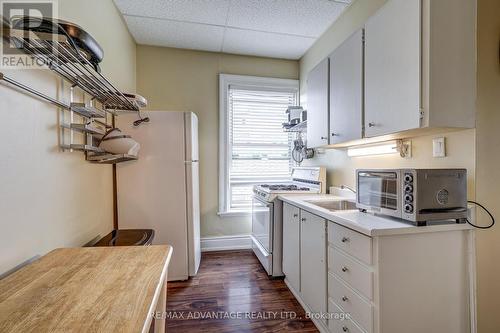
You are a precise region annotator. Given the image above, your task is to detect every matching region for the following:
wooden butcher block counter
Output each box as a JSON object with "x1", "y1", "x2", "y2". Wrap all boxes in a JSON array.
[{"x1": 0, "y1": 245, "x2": 173, "y2": 333}]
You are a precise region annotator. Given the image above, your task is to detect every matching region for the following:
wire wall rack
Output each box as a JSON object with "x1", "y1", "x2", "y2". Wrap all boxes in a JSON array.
[{"x1": 0, "y1": 28, "x2": 141, "y2": 164}]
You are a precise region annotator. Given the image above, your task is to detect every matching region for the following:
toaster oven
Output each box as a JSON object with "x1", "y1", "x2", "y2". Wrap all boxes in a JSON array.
[{"x1": 356, "y1": 169, "x2": 468, "y2": 225}]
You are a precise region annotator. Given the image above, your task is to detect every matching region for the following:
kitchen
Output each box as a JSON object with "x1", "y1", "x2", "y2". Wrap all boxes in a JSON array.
[{"x1": 0, "y1": 0, "x2": 499, "y2": 332}]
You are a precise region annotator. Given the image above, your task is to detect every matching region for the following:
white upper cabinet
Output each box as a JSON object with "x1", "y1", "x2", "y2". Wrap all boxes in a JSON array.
[
  {"x1": 306, "y1": 58, "x2": 330, "y2": 148},
  {"x1": 364, "y1": 0, "x2": 476, "y2": 138},
  {"x1": 364, "y1": 0, "x2": 421, "y2": 137},
  {"x1": 305, "y1": 0, "x2": 475, "y2": 145},
  {"x1": 329, "y1": 29, "x2": 364, "y2": 144}
]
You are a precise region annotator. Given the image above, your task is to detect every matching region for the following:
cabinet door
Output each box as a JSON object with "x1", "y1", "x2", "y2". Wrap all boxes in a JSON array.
[
  {"x1": 282, "y1": 203, "x2": 301, "y2": 292},
  {"x1": 329, "y1": 29, "x2": 363, "y2": 144},
  {"x1": 364, "y1": 0, "x2": 421, "y2": 137},
  {"x1": 300, "y1": 210, "x2": 327, "y2": 315},
  {"x1": 306, "y1": 58, "x2": 329, "y2": 148}
]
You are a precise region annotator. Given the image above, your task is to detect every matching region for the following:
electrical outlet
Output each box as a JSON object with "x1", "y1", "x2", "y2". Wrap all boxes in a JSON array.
[{"x1": 433, "y1": 137, "x2": 446, "y2": 157}]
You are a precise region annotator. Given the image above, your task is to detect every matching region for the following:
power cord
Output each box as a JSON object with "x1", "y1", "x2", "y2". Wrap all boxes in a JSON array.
[
  {"x1": 466, "y1": 200, "x2": 495, "y2": 229},
  {"x1": 133, "y1": 111, "x2": 150, "y2": 127}
]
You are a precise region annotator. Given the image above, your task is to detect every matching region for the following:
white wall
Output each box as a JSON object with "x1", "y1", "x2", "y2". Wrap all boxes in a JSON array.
[{"x1": 0, "y1": 0, "x2": 136, "y2": 275}]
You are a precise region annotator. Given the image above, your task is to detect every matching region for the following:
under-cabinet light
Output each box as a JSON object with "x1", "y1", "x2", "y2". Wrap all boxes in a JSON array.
[{"x1": 347, "y1": 140, "x2": 411, "y2": 158}]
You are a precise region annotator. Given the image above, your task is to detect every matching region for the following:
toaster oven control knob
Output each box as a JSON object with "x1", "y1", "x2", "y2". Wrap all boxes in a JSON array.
[
  {"x1": 404, "y1": 203, "x2": 414, "y2": 213},
  {"x1": 404, "y1": 174, "x2": 414, "y2": 183},
  {"x1": 404, "y1": 194, "x2": 414, "y2": 202},
  {"x1": 404, "y1": 184, "x2": 413, "y2": 193}
]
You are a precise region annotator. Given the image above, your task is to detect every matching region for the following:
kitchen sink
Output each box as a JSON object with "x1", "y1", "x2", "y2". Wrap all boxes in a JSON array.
[{"x1": 304, "y1": 199, "x2": 357, "y2": 212}]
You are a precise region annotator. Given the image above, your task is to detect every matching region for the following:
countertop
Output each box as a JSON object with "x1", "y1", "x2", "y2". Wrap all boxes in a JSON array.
[
  {"x1": 279, "y1": 194, "x2": 473, "y2": 237},
  {"x1": 0, "y1": 245, "x2": 173, "y2": 333}
]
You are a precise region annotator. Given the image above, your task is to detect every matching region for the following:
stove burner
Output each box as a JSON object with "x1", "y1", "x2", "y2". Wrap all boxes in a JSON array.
[{"x1": 260, "y1": 184, "x2": 310, "y2": 191}]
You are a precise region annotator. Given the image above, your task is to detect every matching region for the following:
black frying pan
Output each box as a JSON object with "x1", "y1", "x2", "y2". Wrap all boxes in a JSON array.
[{"x1": 11, "y1": 16, "x2": 103, "y2": 72}]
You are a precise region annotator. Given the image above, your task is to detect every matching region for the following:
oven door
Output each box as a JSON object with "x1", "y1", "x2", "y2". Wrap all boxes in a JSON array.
[
  {"x1": 357, "y1": 170, "x2": 402, "y2": 218},
  {"x1": 251, "y1": 196, "x2": 273, "y2": 254}
]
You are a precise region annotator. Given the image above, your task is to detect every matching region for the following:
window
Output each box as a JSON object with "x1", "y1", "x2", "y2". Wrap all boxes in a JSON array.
[{"x1": 219, "y1": 74, "x2": 299, "y2": 215}]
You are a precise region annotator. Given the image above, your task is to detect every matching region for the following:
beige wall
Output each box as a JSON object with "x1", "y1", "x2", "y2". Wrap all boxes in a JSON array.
[
  {"x1": 300, "y1": 0, "x2": 500, "y2": 331},
  {"x1": 475, "y1": 0, "x2": 500, "y2": 331},
  {"x1": 136, "y1": 46, "x2": 299, "y2": 237},
  {"x1": 303, "y1": 130, "x2": 476, "y2": 198},
  {"x1": 0, "y1": 0, "x2": 136, "y2": 274}
]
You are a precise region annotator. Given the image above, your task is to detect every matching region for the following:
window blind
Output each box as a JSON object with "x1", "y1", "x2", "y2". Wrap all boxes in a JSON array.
[{"x1": 228, "y1": 86, "x2": 296, "y2": 209}]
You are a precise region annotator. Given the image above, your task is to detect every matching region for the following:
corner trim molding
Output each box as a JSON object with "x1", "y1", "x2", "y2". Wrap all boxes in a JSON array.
[{"x1": 201, "y1": 234, "x2": 252, "y2": 252}]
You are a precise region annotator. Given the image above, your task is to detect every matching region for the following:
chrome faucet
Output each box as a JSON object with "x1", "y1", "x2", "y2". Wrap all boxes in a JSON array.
[{"x1": 340, "y1": 185, "x2": 356, "y2": 194}]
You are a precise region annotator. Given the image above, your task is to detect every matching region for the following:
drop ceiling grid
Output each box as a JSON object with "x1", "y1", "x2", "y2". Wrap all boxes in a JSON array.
[{"x1": 114, "y1": 0, "x2": 352, "y2": 59}]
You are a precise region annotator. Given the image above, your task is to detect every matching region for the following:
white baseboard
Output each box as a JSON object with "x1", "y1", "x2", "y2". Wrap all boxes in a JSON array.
[{"x1": 201, "y1": 234, "x2": 252, "y2": 252}]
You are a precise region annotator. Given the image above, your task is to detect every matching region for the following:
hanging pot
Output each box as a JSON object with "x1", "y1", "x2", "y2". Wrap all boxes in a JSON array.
[{"x1": 11, "y1": 16, "x2": 104, "y2": 72}]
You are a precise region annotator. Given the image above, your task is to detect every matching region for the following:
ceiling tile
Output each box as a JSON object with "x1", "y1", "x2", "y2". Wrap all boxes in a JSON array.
[
  {"x1": 222, "y1": 28, "x2": 315, "y2": 59},
  {"x1": 226, "y1": 0, "x2": 349, "y2": 37},
  {"x1": 124, "y1": 15, "x2": 225, "y2": 52},
  {"x1": 114, "y1": 0, "x2": 231, "y2": 25}
]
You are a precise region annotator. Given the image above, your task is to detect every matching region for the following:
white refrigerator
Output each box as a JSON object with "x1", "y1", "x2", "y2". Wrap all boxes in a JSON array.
[{"x1": 116, "y1": 111, "x2": 201, "y2": 281}]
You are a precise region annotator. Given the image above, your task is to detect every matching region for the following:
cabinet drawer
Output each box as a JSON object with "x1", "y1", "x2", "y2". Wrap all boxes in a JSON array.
[
  {"x1": 329, "y1": 223, "x2": 372, "y2": 265},
  {"x1": 328, "y1": 299, "x2": 365, "y2": 333},
  {"x1": 329, "y1": 274, "x2": 372, "y2": 333},
  {"x1": 329, "y1": 247, "x2": 373, "y2": 300}
]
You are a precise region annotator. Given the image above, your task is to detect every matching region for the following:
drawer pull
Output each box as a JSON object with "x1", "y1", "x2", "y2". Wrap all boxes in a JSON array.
[
  {"x1": 341, "y1": 266, "x2": 349, "y2": 272},
  {"x1": 301, "y1": 218, "x2": 306, "y2": 222},
  {"x1": 342, "y1": 296, "x2": 349, "y2": 302},
  {"x1": 342, "y1": 327, "x2": 349, "y2": 332},
  {"x1": 341, "y1": 237, "x2": 350, "y2": 243},
  {"x1": 293, "y1": 214, "x2": 298, "y2": 218}
]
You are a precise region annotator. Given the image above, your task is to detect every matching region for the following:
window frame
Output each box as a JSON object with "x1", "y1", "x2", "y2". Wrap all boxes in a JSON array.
[{"x1": 218, "y1": 74, "x2": 299, "y2": 216}]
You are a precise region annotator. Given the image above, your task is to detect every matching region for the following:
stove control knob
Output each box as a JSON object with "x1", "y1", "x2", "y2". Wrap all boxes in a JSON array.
[
  {"x1": 405, "y1": 203, "x2": 414, "y2": 213},
  {"x1": 404, "y1": 184, "x2": 413, "y2": 193},
  {"x1": 404, "y1": 174, "x2": 414, "y2": 183},
  {"x1": 404, "y1": 194, "x2": 414, "y2": 203}
]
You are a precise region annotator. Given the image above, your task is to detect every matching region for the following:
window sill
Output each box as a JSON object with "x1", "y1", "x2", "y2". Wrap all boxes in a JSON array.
[{"x1": 217, "y1": 210, "x2": 252, "y2": 218}]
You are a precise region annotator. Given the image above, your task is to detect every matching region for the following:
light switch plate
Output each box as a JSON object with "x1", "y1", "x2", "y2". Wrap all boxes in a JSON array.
[{"x1": 433, "y1": 137, "x2": 446, "y2": 157}]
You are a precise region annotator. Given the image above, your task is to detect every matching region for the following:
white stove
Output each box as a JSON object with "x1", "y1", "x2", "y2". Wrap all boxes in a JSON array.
[{"x1": 251, "y1": 167, "x2": 326, "y2": 277}]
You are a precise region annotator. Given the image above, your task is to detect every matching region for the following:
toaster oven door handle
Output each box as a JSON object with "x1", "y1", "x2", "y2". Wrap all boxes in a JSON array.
[{"x1": 358, "y1": 171, "x2": 397, "y2": 178}]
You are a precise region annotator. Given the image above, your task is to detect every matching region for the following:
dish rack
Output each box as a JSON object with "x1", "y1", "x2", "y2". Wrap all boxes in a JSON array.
[{"x1": 0, "y1": 28, "x2": 141, "y2": 164}]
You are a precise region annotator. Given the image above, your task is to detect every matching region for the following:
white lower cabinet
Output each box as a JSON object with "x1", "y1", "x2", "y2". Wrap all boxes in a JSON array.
[
  {"x1": 282, "y1": 204, "x2": 327, "y2": 324},
  {"x1": 328, "y1": 247, "x2": 373, "y2": 301},
  {"x1": 282, "y1": 203, "x2": 473, "y2": 333},
  {"x1": 329, "y1": 299, "x2": 365, "y2": 333},
  {"x1": 282, "y1": 203, "x2": 301, "y2": 292},
  {"x1": 329, "y1": 274, "x2": 373, "y2": 333},
  {"x1": 300, "y1": 210, "x2": 327, "y2": 316},
  {"x1": 327, "y1": 222, "x2": 472, "y2": 333}
]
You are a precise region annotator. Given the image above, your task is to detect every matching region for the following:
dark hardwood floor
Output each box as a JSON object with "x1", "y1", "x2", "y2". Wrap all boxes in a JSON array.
[{"x1": 166, "y1": 250, "x2": 318, "y2": 333}]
